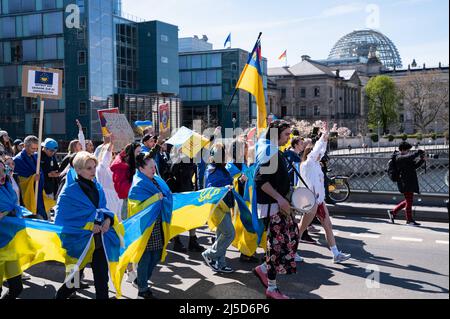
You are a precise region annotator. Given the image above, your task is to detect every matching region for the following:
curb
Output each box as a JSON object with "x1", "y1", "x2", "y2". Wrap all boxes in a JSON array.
[{"x1": 329, "y1": 202, "x2": 449, "y2": 223}]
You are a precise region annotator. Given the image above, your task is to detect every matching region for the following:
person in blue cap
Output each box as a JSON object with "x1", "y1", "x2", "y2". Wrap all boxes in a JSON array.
[{"x1": 40, "y1": 138, "x2": 60, "y2": 200}]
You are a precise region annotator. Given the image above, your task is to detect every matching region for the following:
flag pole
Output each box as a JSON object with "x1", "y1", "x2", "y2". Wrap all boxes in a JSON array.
[
  {"x1": 226, "y1": 32, "x2": 262, "y2": 110},
  {"x1": 35, "y1": 95, "x2": 48, "y2": 219}
]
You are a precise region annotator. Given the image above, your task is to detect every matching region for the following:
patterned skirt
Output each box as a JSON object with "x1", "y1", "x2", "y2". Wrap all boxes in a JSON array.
[{"x1": 266, "y1": 212, "x2": 300, "y2": 276}]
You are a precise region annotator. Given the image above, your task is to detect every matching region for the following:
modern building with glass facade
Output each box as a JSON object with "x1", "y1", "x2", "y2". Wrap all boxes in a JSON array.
[
  {"x1": 0, "y1": 0, "x2": 180, "y2": 143},
  {"x1": 179, "y1": 48, "x2": 267, "y2": 131}
]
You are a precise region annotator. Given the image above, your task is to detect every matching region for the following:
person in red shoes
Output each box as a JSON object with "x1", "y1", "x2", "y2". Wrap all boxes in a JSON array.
[
  {"x1": 252, "y1": 120, "x2": 300, "y2": 300},
  {"x1": 388, "y1": 142, "x2": 426, "y2": 227}
]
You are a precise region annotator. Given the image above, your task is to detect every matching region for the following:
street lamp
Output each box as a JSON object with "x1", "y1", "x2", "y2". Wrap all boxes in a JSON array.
[{"x1": 377, "y1": 120, "x2": 381, "y2": 153}]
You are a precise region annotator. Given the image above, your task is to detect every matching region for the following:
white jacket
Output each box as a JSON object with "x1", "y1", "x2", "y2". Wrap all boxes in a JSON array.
[
  {"x1": 95, "y1": 148, "x2": 123, "y2": 221},
  {"x1": 300, "y1": 135, "x2": 327, "y2": 205}
]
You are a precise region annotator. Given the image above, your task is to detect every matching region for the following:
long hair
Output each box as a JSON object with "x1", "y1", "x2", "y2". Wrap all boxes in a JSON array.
[
  {"x1": 263, "y1": 120, "x2": 291, "y2": 142},
  {"x1": 68, "y1": 140, "x2": 80, "y2": 155},
  {"x1": 123, "y1": 142, "x2": 141, "y2": 182},
  {"x1": 0, "y1": 136, "x2": 13, "y2": 155}
]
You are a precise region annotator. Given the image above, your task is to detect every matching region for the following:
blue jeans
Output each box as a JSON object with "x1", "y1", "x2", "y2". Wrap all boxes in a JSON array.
[
  {"x1": 137, "y1": 249, "x2": 162, "y2": 293},
  {"x1": 204, "y1": 213, "x2": 235, "y2": 268}
]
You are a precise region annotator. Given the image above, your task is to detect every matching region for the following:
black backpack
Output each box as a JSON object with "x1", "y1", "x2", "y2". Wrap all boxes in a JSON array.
[{"x1": 387, "y1": 153, "x2": 400, "y2": 182}]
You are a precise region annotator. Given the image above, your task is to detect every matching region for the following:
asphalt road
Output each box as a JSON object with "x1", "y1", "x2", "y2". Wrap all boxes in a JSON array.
[{"x1": 12, "y1": 215, "x2": 449, "y2": 300}]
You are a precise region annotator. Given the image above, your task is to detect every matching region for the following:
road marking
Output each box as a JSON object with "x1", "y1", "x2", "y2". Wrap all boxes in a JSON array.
[
  {"x1": 392, "y1": 237, "x2": 423, "y2": 242},
  {"x1": 319, "y1": 230, "x2": 339, "y2": 236},
  {"x1": 436, "y1": 240, "x2": 449, "y2": 245},
  {"x1": 350, "y1": 233, "x2": 380, "y2": 239}
]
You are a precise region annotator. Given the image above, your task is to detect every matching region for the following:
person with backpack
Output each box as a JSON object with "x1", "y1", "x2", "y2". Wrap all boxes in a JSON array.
[{"x1": 387, "y1": 141, "x2": 426, "y2": 227}]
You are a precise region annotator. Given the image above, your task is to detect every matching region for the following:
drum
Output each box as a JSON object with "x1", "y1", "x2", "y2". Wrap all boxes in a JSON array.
[{"x1": 291, "y1": 187, "x2": 316, "y2": 214}]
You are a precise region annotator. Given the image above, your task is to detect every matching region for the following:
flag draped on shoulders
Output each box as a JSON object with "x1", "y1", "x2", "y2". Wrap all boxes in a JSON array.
[
  {"x1": 0, "y1": 181, "x2": 33, "y2": 218},
  {"x1": 54, "y1": 178, "x2": 125, "y2": 294},
  {"x1": 249, "y1": 136, "x2": 279, "y2": 246},
  {"x1": 13, "y1": 150, "x2": 55, "y2": 215},
  {"x1": 236, "y1": 34, "x2": 267, "y2": 134},
  {"x1": 111, "y1": 171, "x2": 173, "y2": 296}
]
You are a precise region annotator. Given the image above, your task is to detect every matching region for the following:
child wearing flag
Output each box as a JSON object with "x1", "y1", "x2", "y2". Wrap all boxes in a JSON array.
[{"x1": 202, "y1": 143, "x2": 236, "y2": 274}]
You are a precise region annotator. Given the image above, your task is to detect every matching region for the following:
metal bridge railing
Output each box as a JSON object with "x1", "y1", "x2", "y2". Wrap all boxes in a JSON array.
[{"x1": 328, "y1": 156, "x2": 449, "y2": 195}]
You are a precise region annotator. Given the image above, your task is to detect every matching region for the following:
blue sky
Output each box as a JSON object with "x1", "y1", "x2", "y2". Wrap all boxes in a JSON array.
[{"x1": 123, "y1": 0, "x2": 449, "y2": 69}]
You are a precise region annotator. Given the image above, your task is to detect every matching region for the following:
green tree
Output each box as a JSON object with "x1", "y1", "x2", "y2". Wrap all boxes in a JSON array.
[{"x1": 366, "y1": 75, "x2": 400, "y2": 135}]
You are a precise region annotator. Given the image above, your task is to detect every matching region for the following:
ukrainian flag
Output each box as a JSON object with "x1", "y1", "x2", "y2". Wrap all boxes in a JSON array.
[
  {"x1": 236, "y1": 34, "x2": 267, "y2": 134},
  {"x1": 226, "y1": 163, "x2": 266, "y2": 255},
  {"x1": 0, "y1": 216, "x2": 94, "y2": 288},
  {"x1": 169, "y1": 187, "x2": 230, "y2": 238}
]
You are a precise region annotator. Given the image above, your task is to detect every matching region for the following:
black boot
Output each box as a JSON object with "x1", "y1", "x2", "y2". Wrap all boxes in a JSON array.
[
  {"x1": 173, "y1": 236, "x2": 187, "y2": 252},
  {"x1": 188, "y1": 236, "x2": 205, "y2": 252}
]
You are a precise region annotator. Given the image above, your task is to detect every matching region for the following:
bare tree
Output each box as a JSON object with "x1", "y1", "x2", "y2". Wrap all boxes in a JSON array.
[{"x1": 399, "y1": 70, "x2": 449, "y2": 133}]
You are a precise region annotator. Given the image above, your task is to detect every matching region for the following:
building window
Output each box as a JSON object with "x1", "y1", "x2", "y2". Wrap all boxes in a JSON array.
[
  {"x1": 161, "y1": 78, "x2": 169, "y2": 86},
  {"x1": 281, "y1": 106, "x2": 287, "y2": 118},
  {"x1": 160, "y1": 34, "x2": 169, "y2": 42},
  {"x1": 79, "y1": 101, "x2": 87, "y2": 115},
  {"x1": 23, "y1": 14, "x2": 42, "y2": 37},
  {"x1": 314, "y1": 105, "x2": 320, "y2": 116},
  {"x1": 78, "y1": 51, "x2": 86, "y2": 65},
  {"x1": 300, "y1": 88, "x2": 306, "y2": 98},
  {"x1": 0, "y1": 17, "x2": 16, "y2": 39},
  {"x1": 43, "y1": 12, "x2": 63, "y2": 35},
  {"x1": 209, "y1": 53, "x2": 221, "y2": 68},
  {"x1": 329, "y1": 87, "x2": 333, "y2": 98},
  {"x1": 77, "y1": 28, "x2": 85, "y2": 39},
  {"x1": 10, "y1": 41, "x2": 22, "y2": 62},
  {"x1": 161, "y1": 56, "x2": 169, "y2": 64},
  {"x1": 231, "y1": 62, "x2": 237, "y2": 71},
  {"x1": 22, "y1": 39, "x2": 36, "y2": 61},
  {"x1": 300, "y1": 105, "x2": 307, "y2": 117},
  {"x1": 314, "y1": 87, "x2": 320, "y2": 97},
  {"x1": 281, "y1": 88, "x2": 286, "y2": 99},
  {"x1": 78, "y1": 76, "x2": 87, "y2": 90},
  {"x1": 191, "y1": 55, "x2": 201, "y2": 69},
  {"x1": 42, "y1": 0, "x2": 58, "y2": 10},
  {"x1": 40, "y1": 37, "x2": 57, "y2": 60}
]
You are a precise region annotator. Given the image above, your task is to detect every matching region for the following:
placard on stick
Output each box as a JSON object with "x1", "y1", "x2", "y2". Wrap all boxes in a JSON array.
[
  {"x1": 103, "y1": 113, "x2": 135, "y2": 151},
  {"x1": 22, "y1": 66, "x2": 63, "y2": 100}
]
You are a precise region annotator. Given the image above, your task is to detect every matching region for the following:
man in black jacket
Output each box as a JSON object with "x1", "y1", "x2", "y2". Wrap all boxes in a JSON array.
[{"x1": 388, "y1": 142, "x2": 426, "y2": 226}]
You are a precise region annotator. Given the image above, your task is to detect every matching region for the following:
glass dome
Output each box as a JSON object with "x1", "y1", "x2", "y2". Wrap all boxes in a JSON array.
[{"x1": 328, "y1": 29, "x2": 402, "y2": 69}]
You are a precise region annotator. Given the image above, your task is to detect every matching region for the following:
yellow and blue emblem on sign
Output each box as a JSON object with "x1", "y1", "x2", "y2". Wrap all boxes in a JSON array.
[{"x1": 35, "y1": 71, "x2": 54, "y2": 85}]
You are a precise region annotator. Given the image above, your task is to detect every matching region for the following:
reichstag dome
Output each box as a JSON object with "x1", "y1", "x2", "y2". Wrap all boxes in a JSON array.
[{"x1": 328, "y1": 29, "x2": 403, "y2": 69}]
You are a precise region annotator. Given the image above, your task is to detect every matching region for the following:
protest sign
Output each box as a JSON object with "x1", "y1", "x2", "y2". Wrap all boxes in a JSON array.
[{"x1": 103, "y1": 113, "x2": 135, "y2": 151}]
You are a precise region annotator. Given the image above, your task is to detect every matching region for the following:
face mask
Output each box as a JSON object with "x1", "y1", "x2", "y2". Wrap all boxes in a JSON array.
[{"x1": 5, "y1": 165, "x2": 12, "y2": 176}]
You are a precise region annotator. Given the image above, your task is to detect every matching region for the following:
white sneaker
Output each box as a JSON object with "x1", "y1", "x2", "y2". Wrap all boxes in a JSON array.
[
  {"x1": 126, "y1": 270, "x2": 137, "y2": 283},
  {"x1": 22, "y1": 272, "x2": 31, "y2": 280},
  {"x1": 295, "y1": 253, "x2": 304, "y2": 263},
  {"x1": 333, "y1": 252, "x2": 351, "y2": 264}
]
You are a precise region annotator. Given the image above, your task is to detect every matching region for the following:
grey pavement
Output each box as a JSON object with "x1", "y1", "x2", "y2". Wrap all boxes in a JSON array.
[{"x1": 13, "y1": 215, "x2": 449, "y2": 300}]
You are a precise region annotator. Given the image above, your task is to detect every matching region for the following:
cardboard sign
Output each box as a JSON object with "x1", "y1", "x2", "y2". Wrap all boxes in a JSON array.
[
  {"x1": 159, "y1": 103, "x2": 170, "y2": 139},
  {"x1": 22, "y1": 66, "x2": 63, "y2": 100},
  {"x1": 97, "y1": 108, "x2": 120, "y2": 136},
  {"x1": 102, "y1": 113, "x2": 135, "y2": 151},
  {"x1": 166, "y1": 126, "x2": 210, "y2": 159}
]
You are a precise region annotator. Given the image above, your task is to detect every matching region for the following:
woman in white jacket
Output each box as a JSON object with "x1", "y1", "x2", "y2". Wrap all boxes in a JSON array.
[
  {"x1": 298, "y1": 123, "x2": 351, "y2": 264},
  {"x1": 95, "y1": 141, "x2": 123, "y2": 222}
]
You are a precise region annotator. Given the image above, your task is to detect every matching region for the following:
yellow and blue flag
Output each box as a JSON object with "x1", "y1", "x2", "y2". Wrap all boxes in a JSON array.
[
  {"x1": 170, "y1": 187, "x2": 230, "y2": 238},
  {"x1": 13, "y1": 150, "x2": 55, "y2": 218},
  {"x1": 236, "y1": 34, "x2": 267, "y2": 134}
]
